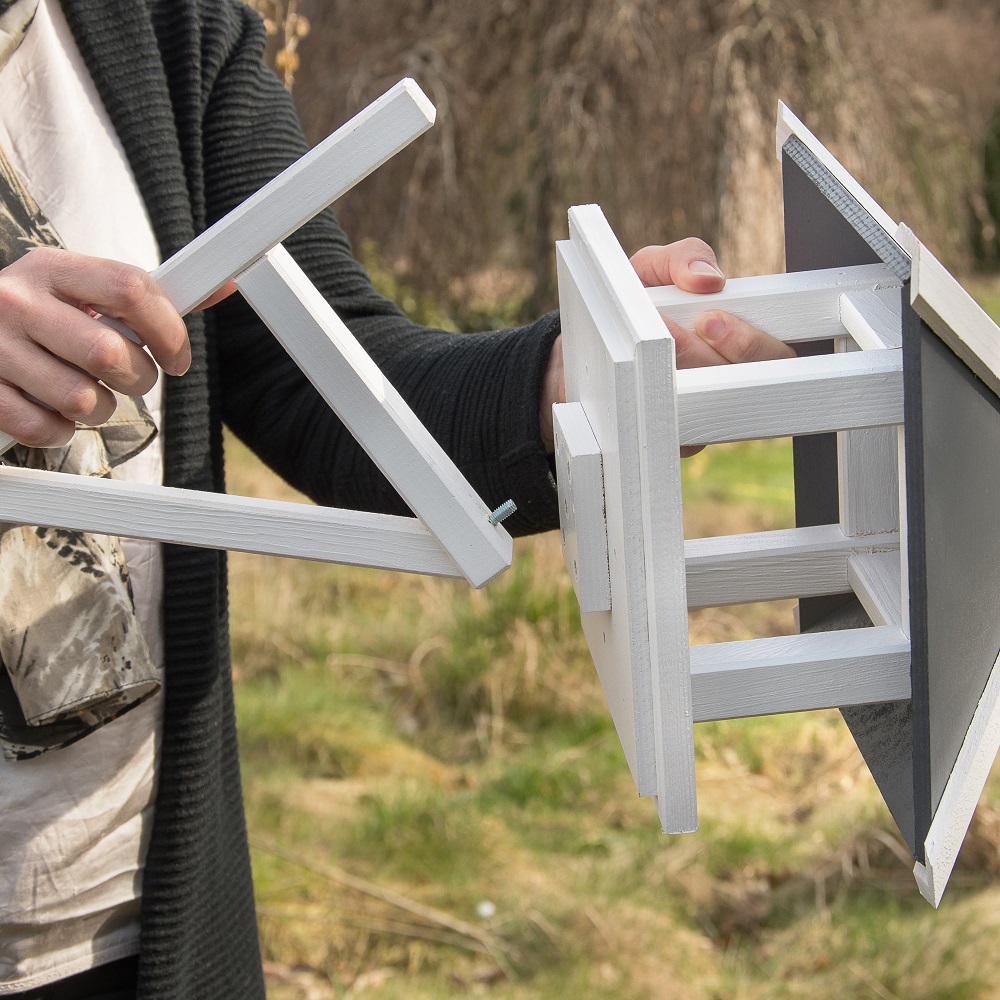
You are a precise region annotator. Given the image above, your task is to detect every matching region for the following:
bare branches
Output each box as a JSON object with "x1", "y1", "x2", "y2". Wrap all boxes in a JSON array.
[{"x1": 284, "y1": 0, "x2": 1000, "y2": 314}]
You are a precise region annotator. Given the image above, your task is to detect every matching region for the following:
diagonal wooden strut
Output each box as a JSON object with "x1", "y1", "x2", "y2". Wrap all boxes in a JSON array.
[{"x1": 0, "y1": 80, "x2": 512, "y2": 588}]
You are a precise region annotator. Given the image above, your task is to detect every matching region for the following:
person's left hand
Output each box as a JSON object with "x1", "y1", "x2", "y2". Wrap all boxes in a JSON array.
[{"x1": 538, "y1": 237, "x2": 795, "y2": 452}]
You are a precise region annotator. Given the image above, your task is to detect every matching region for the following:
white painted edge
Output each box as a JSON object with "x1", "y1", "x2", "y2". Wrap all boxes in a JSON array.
[
  {"x1": 675, "y1": 348, "x2": 904, "y2": 444},
  {"x1": 776, "y1": 102, "x2": 902, "y2": 245},
  {"x1": 901, "y1": 225, "x2": 1000, "y2": 399},
  {"x1": 157, "y1": 79, "x2": 435, "y2": 316},
  {"x1": 648, "y1": 263, "x2": 901, "y2": 344},
  {"x1": 567, "y1": 205, "x2": 668, "y2": 350},
  {"x1": 691, "y1": 626, "x2": 911, "y2": 723},
  {"x1": 0, "y1": 465, "x2": 462, "y2": 576},
  {"x1": 914, "y1": 648, "x2": 1000, "y2": 907},
  {"x1": 553, "y1": 401, "x2": 612, "y2": 613},
  {"x1": 635, "y1": 334, "x2": 698, "y2": 834},
  {"x1": 564, "y1": 204, "x2": 698, "y2": 832},
  {"x1": 840, "y1": 288, "x2": 903, "y2": 350},
  {"x1": 848, "y1": 550, "x2": 903, "y2": 629},
  {"x1": 685, "y1": 524, "x2": 899, "y2": 609},
  {"x1": 556, "y1": 236, "x2": 656, "y2": 794},
  {"x1": 234, "y1": 245, "x2": 511, "y2": 589}
]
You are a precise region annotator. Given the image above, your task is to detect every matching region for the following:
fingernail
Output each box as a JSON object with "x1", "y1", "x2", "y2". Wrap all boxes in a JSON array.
[
  {"x1": 689, "y1": 260, "x2": 725, "y2": 279},
  {"x1": 700, "y1": 315, "x2": 728, "y2": 344},
  {"x1": 173, "y1": 348, "x2": 191, "y2": 377}
]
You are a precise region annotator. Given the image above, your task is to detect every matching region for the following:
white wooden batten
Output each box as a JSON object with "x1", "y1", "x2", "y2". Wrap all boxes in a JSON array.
[{"x1": 0, "y1": 81, "x2": 513, "y2": 589}]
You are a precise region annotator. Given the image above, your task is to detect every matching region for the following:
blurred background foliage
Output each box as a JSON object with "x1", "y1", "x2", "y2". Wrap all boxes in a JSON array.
[
  {"x1": 247, "y1": 0, "x2": 1000, "y2": 323},
  {"x1": 236, "y1": 4, "x2": 1000, "y2": 997}
]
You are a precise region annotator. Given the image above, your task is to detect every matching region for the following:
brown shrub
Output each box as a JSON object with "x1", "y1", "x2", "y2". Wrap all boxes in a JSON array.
[{"x1": 256, "y1": 0, "x2": 1000, "y2": 316}]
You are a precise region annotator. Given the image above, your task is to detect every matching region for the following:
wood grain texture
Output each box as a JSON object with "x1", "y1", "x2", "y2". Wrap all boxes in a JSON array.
[
  {"x1": 840, "y1": 287, "x2": 903, "y2": 350},
  {"x1": 676, "y1": 349, "x2": 903, "y2": 445},
  {"x1": 684, "y1": 524, "x2": 899, "y2": 609},
  {"x1": 553, "y1": 401, "x2": 611, "y2": 613},
  {"x1": 848, "y1": 550, "x2": 903, "y2": 628},
  {"x1": 835, "y1": 335, "x2": 901, "y2": 539},
  {"x1": 558, "y1": 239, "x2": 649, "y2": 793},
  {"x1": 558, "y1": 204, "x2": 697, "y2": 832},
  {"x1": 234, "y1": 246, "x2": 511, "y2": 589},
  {"x1": 690, "y1": 626, "x2": 911, "y2": 723},
  {"x1": 0, "y1": 465, "x2": 462, "y2": 575},
  {"x1": 648, "y1": 263, "x2": 900, "y2": 344},
  {"x1": 0, "y1": 81, "x2": 434, "y2": 458}
]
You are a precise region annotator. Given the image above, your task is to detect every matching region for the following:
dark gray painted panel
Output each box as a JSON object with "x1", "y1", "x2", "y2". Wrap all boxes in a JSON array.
[
  {"x1": 906, "y1": 309, "x2": 1000, "y2": 836},
  {"x1": 782, "y1": 142, "x2": 888, "y2": 631},
  {"x1": 781, "y1": 139, "x2": 919, "y2": 855}
]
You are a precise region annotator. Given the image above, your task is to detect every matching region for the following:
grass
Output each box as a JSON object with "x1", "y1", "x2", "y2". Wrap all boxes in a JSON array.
[{"x1": 230, "y1": 281, "x2": 1000, "y2": 998}]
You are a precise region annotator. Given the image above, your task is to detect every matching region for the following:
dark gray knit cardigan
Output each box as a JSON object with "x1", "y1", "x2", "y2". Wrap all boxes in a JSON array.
[{"x1": 56, "y1": 1, "x2": 561, "y2": 996}]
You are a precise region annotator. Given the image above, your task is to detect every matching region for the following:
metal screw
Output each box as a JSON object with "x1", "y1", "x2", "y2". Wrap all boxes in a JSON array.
[{"x1": 488, "y1": 499, "x2": 517, "y2": 525}]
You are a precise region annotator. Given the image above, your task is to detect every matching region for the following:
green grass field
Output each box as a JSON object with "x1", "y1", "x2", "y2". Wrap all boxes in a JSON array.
[{"x1": 229, "y1": 287, "x2": 1000, "y2": 999}]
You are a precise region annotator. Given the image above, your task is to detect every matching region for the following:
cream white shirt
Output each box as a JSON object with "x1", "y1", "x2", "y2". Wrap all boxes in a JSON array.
[{"x1": 0, "y1": 0, "x2": 166, "y2": 990}]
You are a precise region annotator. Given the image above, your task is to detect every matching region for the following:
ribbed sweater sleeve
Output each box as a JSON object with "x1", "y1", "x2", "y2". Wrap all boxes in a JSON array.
[{"x1": 199, "y1": 6, "x2": 562, "y2": 536}]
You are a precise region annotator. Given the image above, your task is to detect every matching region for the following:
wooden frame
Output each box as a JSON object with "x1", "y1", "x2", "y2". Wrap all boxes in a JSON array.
[
  {"x1": 554, "y1": 106, "x2": 1000, "y2": 905},
  {"x1": 0, "y1": 80, "x2": 513, "y2": 589}
]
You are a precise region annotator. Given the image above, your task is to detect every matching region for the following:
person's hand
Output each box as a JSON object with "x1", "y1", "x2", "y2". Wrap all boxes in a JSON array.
[
  {"x1": 538, "y1": 238, "x2": 795, "y2": 452},
  {"x1": 0, "y1": 247, "x2": 193, "y2": 448}
]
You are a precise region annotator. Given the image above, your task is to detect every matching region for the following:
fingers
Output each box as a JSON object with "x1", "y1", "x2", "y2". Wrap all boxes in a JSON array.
[
  {"x1": 26, "y1": 247, "x2": 191, "y2": 376},
  {"x1": 629, "y1": 238, "x2": 726, "y2": 295},
  {"x1": 0, "y1": 248, "x2": 191, "y2": 446},
  {"x1": 195, "y1": 279, "x2": 238, "y2": 311},
  {"x1": 694, "y1": 310, "x2": 796, "y2": 364},
  {"x1": 0, "y1": 382, "x2": 77, "y2": 449}
]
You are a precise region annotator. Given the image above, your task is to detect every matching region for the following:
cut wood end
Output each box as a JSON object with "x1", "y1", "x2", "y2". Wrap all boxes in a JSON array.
[{"x1": 398, "y1": 77, "x2": 437, "y2": 126}]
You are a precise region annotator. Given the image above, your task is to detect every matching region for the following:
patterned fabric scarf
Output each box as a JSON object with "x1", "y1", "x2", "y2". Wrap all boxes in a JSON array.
[
  {"x1": 0, "y1": 0, "x2": 162, "y2": 760},
  {"x1": 0, "y1": 0, "x2": 37, "y2": 65}
]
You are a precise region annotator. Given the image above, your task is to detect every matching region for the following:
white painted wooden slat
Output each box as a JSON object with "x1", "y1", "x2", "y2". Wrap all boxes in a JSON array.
[
  {"x1": 848, "y1": 551, "x2": 903, "y2": 628},
  {"x1": 914, "y1": 648, "x2": 1000, "y2": 906},
  {"x1": 898, "y1": 225, "x2": 1000, "y2": 399},
  {"x1": 897, "y1": 425, "x2": 911, "y2": 637},
  {"x1": 553, "y1": 401, "x2": 611, "y2": 613},
  {"x1": 157, "y1": 79, "x2": 435, "y2": 316},
  {"x1": 684, "y1": 524, "x2": 899, "y2": 609},
  {"x1": 559, "y1": 204, "x2": 698, "y2": 833},
  {"x1": 835, "y1": 337, "x2": 900, "y2": 538},
  {"x1": 234, "y1": 245, "x2": 511, "y2": 589},
  {"x1": 840, "y1": 287, "x2": 903, "y2": 350},
  {"x1": 0, "y1": 466, "x2": 462, "y2": 576},
  {"x1": 675, "y1": 349, "x2": 904, "y2": 445},
  {"x1": 648, "y1": 264, "x2": 901, "y2": 344},
  {"x1": 690, "y1": 626, "x2": 911, "y2": 723},
  {"x1": 570, "y1": 205, "x2": 697, "y2": 834},
  {"x1": 557, "y1": 239, "x2": 655, "y2": 794}
]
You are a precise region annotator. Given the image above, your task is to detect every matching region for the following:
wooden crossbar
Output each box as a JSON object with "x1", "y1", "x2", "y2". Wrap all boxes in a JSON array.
[
  {"x1": 235, "y1": 246, "x2": 511, "y2": 588},
  {"x1": 676, "y1": 349, "x2": 903, "y2": 445},
  {"x1": 0, "y1": 467, "x2": 462, "y2": 575},
  {"x1": 684, "y1": 524, "x2": 899, "y2": 609},
  {"x1": 648, "y1": 263, "x2": 901, "y2": 343},
  {"x1": 690, "y1": 626, "x2": 911, "y2": 723}
]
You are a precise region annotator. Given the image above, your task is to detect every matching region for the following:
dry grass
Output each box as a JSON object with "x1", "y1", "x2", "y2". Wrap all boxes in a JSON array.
[{"x1": 224, "y1": 377, "x2": 1000, "y2": 999}]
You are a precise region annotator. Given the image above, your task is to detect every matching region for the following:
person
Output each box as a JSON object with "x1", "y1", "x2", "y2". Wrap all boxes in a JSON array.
[{"x1": 0, "y1": 0, "x2": 795, "y2": 997}]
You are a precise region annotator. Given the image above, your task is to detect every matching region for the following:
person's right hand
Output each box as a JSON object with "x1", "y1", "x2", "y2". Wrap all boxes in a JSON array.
[{"x1": 0, "y1": 247, "x2": 192, "y2": 448}]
